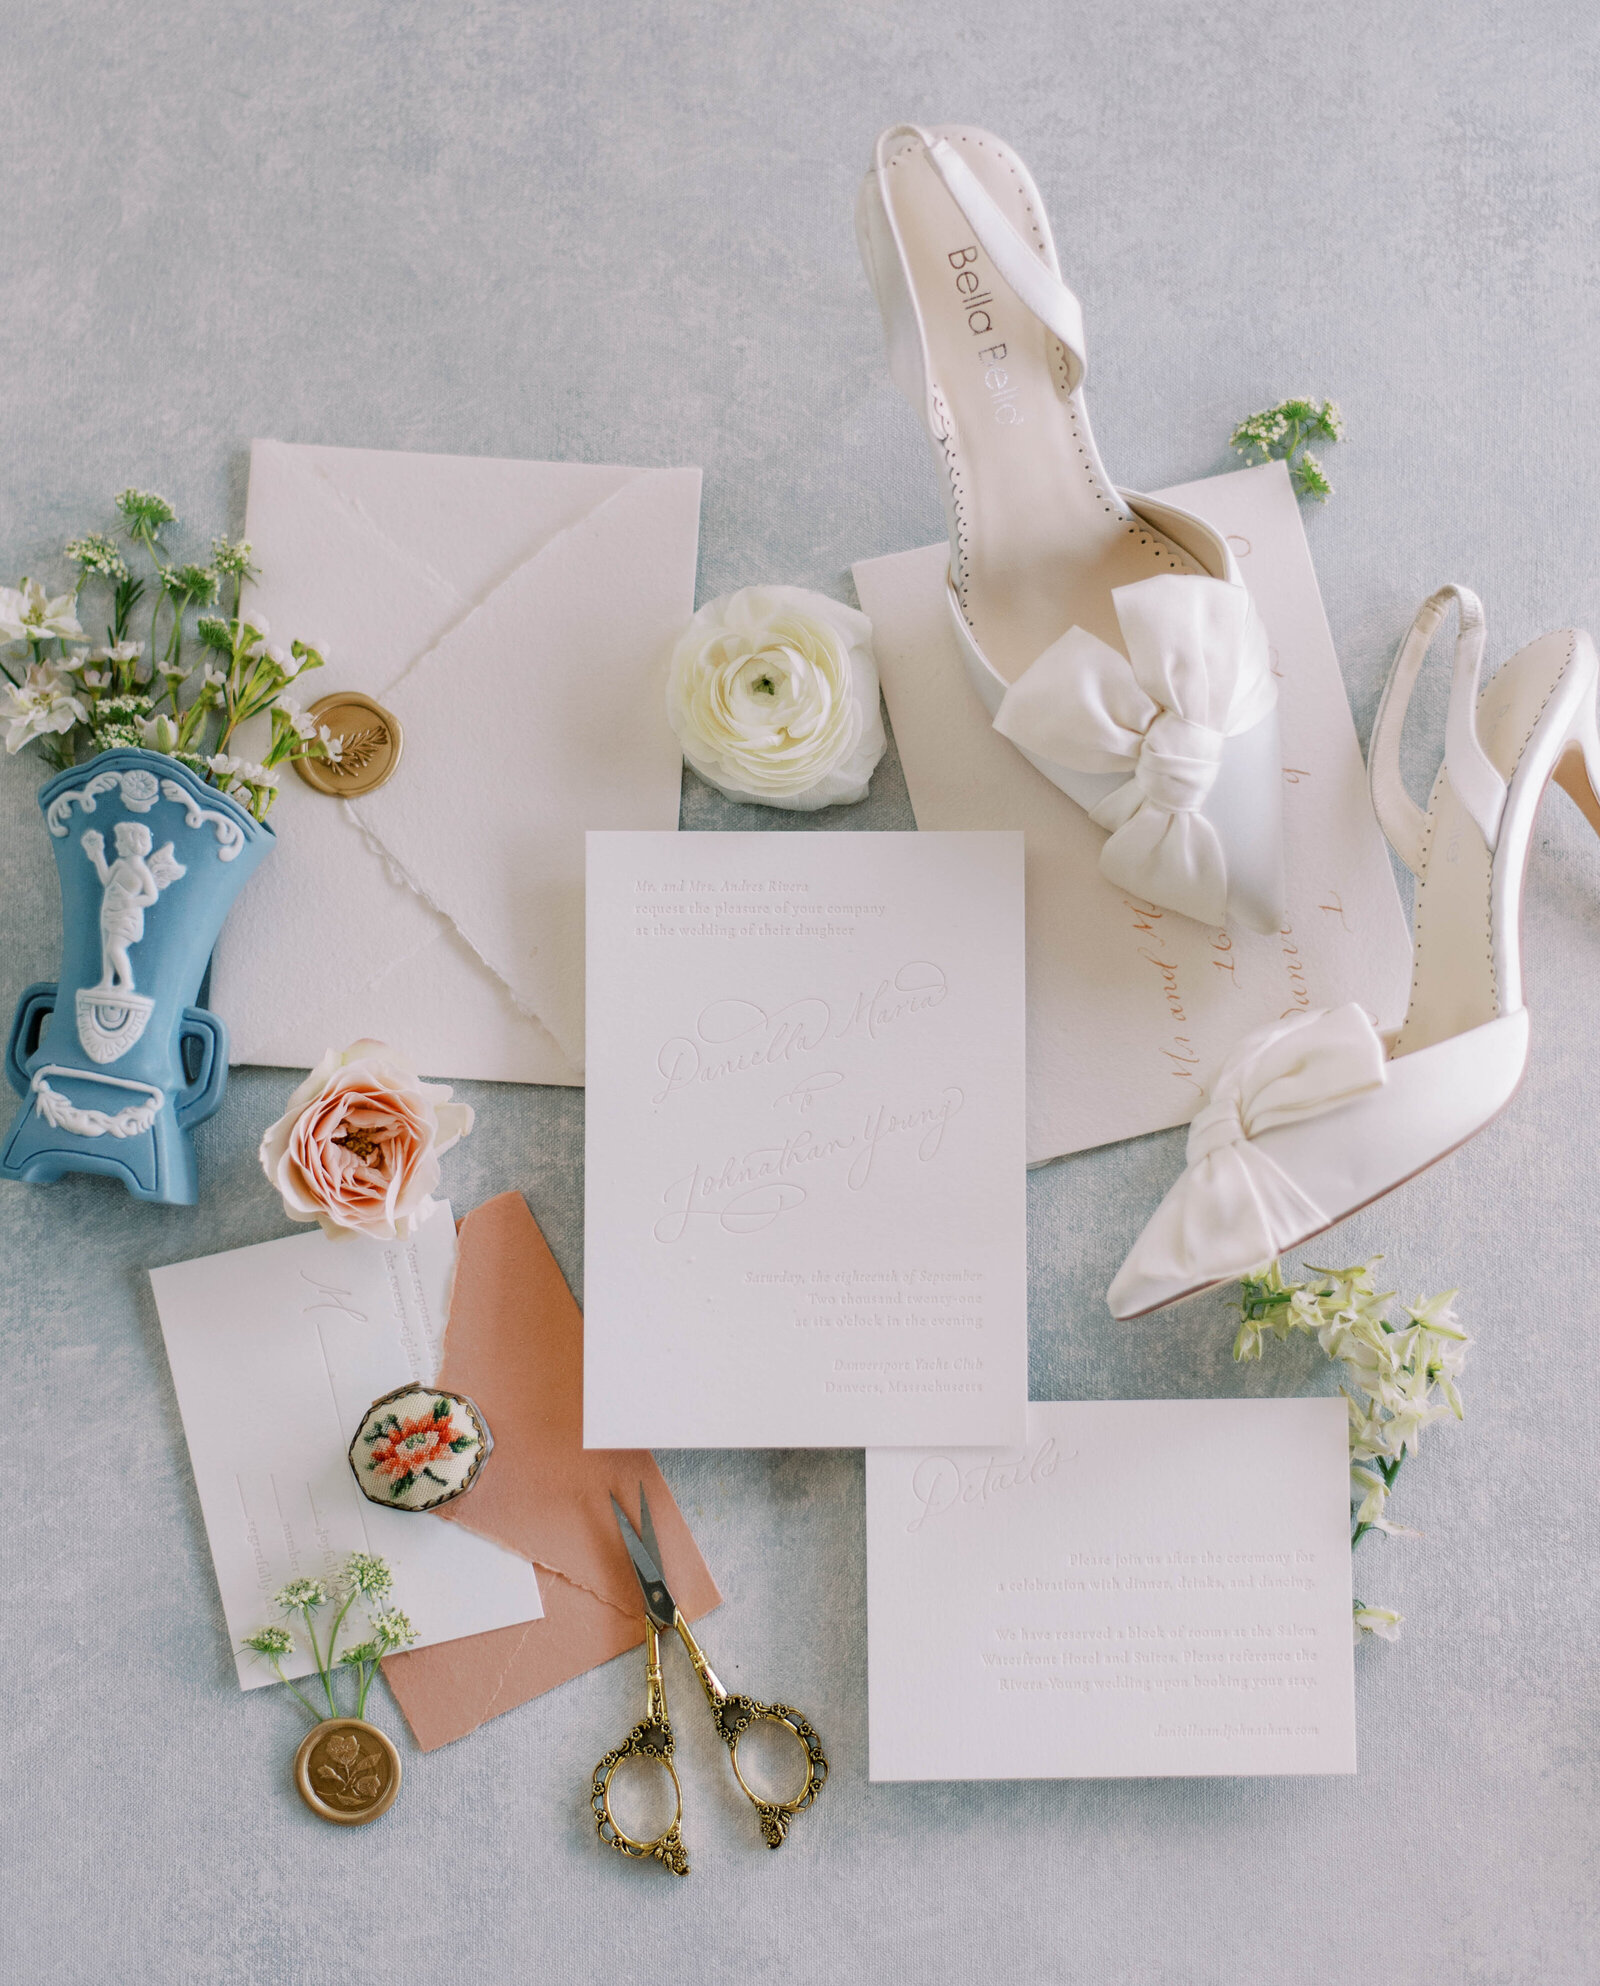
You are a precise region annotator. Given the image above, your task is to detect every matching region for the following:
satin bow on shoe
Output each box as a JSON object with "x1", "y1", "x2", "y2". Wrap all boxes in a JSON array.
[
  {"x1": 991, "y1": 574, "x2": 1277, "y2": 927},
  {"x1": 1107, "y1": 1002, "x2": 1389, "y2": 1318}
]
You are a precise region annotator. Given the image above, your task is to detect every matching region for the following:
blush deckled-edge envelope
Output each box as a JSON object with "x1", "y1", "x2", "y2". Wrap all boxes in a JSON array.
[{"x1": 382, "y1": 1192, "x2": 721, "y2": 1751}]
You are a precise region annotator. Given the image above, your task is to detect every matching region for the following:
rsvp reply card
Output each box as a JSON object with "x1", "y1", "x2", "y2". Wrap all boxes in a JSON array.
[
  {"x1": 867, "y1": 1401, "x2": 1357, "y2": 1778},
  {"x1": 584, "y1": 831, "x2": 1027, "y2": 1449},
  {"x1": 151, "y1": 1209, "x2": 543, "y2": 1689}
]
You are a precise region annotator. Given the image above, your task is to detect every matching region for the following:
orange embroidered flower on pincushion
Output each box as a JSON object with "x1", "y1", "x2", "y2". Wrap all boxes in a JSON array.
[
  {"x1": 368, "y1": 1406, "x2": 457, "y2": 1485},
  {"x1": 351, "y1": 1387, "x2": 487, "y2": 1508}
]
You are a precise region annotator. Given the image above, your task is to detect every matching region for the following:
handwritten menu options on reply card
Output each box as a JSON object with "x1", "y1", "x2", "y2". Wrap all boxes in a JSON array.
[{"x1": 583, "y1": 831, "x2": 1028, "y2": 1449}]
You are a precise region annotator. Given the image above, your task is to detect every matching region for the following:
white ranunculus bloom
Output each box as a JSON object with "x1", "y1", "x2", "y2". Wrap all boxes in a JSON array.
[{"x1": 665, "y1": 584, "x2": 886, "y2": 811}]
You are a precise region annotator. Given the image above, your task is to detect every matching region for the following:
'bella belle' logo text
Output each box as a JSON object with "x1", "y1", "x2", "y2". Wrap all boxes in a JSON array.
[{"x1": 949, "y1": 246, "x2": 1023, "y2": 425}]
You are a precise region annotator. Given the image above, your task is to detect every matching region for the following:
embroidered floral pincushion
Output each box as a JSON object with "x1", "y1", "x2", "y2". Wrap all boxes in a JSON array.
[{"x1": 349, "y1": 1384, "x2": 492, "y2": 1511}]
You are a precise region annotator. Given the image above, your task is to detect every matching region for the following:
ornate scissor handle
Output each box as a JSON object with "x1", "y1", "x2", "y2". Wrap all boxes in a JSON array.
[
  {"x1": 590, "y1": 1622, "x2": 690, "y2": 1875},
  {"x1": 709, "y1": 1692, "x2": 829, "y2": 1848}
]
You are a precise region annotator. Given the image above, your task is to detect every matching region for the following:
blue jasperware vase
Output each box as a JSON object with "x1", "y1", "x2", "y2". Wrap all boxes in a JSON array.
[{"x1": 1, "y1": 748, "x2": 274, "y2": 1204}]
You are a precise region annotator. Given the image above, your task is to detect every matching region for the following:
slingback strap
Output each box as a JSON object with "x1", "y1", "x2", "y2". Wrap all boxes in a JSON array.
[
  {"x1": 872, "y1": 124, "x2": 1087, "y2": 399},
  {"x1": 1367, "y1": 585, "x2": 1507, "y2": 876}
]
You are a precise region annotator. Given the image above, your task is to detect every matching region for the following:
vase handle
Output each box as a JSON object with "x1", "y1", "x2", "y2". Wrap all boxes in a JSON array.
[
  {"x1": 5, "y1": 983, "x2": 57, "y2": 1098},
  {"x1": 175, "y1": 1008, "x2": 230, "y2": 1128}
]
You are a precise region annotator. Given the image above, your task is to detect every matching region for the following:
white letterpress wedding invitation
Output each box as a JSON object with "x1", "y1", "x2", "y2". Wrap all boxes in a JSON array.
[
  {"x1": 867, "y1": 1400, "x2": 1356, "y2": 1779},
  {"x1": 584, "y1": 830, "x2": 1027, "y2": 1449},
  {"x1": 151, "y1": 1208, "x2": 543, "y2": 1689},
  {"x1": 853, "y1": 460, "x2": 1413, "y2": 1164}
]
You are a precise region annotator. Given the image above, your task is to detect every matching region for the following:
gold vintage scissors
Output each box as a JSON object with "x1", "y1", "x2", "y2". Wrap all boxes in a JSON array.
[{"x1": 590, "y1": 1486, "x2": 828, "y2": 1875}]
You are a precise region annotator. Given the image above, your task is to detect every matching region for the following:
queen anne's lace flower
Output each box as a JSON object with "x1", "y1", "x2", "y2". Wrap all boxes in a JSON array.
[
  {"x1": 344, "y1": 1553, "x2": 393, "y2": 1598},
  {"x1": 243, "y1": 1625, "x2": 295, "y2": 1658},
  {"x1": 370, "y1": 1608, "x2": 418, "y2": 1649},
  {"x1": 666, "y1": 584, "x2": 886, "y2": 810},
  {"x1": 275, "y1": 1577, "x2": 328, "y2": 1613}
]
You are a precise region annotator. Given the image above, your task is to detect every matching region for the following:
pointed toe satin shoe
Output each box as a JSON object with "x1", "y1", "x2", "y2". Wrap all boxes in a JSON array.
[
  {"x1": 856, "y1": 122, "x2": 1285, "y2": 932},
  {"x1": 1108, "y1": 585, "x2": 1600, "y2": 1318}
]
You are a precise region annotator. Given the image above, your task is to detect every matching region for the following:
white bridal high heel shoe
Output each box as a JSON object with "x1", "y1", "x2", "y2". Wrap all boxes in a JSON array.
[
  {"x1": 857, "y1": 123, "x2": 1285, "y2": 932},
  {"x1": 1107, "y1": 585, "x2": 1600, "y2": 1319}
]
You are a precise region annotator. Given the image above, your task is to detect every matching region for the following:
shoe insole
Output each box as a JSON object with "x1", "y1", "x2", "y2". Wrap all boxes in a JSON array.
[
  {"x1": 1396, "y1": 632, "x2": 1575, "y2": 1055},
  {"x1": 880, "y1": 127, "x2": 1201, "y2": 678}
]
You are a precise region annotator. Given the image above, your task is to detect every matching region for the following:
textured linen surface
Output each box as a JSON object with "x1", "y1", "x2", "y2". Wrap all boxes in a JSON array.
[{"x1": 2, "y1": 4, "x2": 1597, "y2": 1983}]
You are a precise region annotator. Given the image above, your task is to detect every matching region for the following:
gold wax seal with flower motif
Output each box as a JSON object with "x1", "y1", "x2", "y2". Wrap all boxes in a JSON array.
[
  {"x1": 292, "y1": 690, "x2": 404, "y2": 797},
  {"x1": 294, "y1": 1717, "x2": 402, "y2": 1826}
]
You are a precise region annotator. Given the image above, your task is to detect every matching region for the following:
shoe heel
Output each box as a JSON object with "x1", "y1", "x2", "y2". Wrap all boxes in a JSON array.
[{"x1": 1553, "y1": 690, "x2": 1600, "y2": 841}]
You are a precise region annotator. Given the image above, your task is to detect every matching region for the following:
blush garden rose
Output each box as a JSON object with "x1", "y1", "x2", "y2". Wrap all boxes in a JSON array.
[
  {"x1": 665, "y1": 584, "x2": 886, "y2": 810},
  {"x1": 258, "y1": 1038, "x2": 473, "y2": 1240}
]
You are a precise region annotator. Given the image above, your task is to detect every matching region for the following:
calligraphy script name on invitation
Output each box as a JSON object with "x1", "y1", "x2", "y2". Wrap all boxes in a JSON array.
[
  {"x1": 649, "y1": 960, "x2": 950, "y2": 1109},
  {"x1": 651, "y1": 1086, "x2": 965, "y2": 1242}
]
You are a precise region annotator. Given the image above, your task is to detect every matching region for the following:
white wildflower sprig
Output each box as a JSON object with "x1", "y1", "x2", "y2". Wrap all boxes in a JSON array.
[
  {"x1": 1230, "y1": 396, "x2": 1345, "y2": 501},
  {"x1": 2, "y1": 492, "x2": 334, "y2": 816},
  {"x1": 244, "y1": 1552, "x2": 411, "y2": 1726},
  {"x1": 1235, "y1": 1258, "x2": 1469, "y2": 1643}
]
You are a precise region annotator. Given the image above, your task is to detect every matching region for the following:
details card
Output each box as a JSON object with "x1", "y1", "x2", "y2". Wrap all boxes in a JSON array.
[
  {"x1": 867, "y1": 1400, "x2": 1357, "y2": 1778},
  {"x1": 150, "y1": 1209, "x2": 543, "y2": 1689},
  {"x1": 583, "y1": 830, "x2": 1028, "y2": 1449}
]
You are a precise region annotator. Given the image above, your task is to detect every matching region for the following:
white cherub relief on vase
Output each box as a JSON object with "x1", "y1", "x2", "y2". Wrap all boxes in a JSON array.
[{"x1": 74, "y1": 822, "x2": 187, "y2": 1064}]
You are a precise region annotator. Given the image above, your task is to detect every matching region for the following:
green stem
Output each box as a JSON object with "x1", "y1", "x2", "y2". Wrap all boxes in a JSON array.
[
  {"x1": 300, "y1": 1608, "x2": 338, "y2": 1717},
  {"x1": 325, "y1": 1590, "x2": 357, "y2": 1671},
  {"x1": 270, "y1": 1659, "x2": 326, "y2": 1724},
  {"x1": 1352, "y1": 1451, "x2": 1406, "y2": 1550}
]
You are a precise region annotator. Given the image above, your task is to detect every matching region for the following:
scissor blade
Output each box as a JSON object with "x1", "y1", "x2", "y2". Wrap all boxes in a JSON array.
[
  {"x1": 637, "y1": 1483, "x2": 664, "y2": 1575},
  {"x1": 610, "y1": 1490, "x2": 677, "y2": 1628}
]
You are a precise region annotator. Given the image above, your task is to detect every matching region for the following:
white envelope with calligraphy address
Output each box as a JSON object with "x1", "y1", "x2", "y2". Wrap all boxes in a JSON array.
[
  {"x1": 853, "y1": 459, "x2": 1412, "y2": 1163},
  {"x1": 867, "y1": 1399, "x2": 1357, "y2": 1780},
  {"x1": 210, "y1": 441, "x2": 701, "y2": 1085},
  {"x1": 583, "y1": 830, "x2": 1028, "y2": 1450}
]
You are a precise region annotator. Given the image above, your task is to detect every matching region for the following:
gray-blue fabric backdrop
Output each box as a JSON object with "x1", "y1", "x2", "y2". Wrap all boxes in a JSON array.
[{"x1": 2, "y1": 4, "x2": 1596, "y2": 1981}]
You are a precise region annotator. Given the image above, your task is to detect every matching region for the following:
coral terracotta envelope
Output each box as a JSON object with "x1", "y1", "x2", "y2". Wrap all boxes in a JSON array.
[
  {"x1": 211, "y1": 441, "x2": 701, "y2": 1085},
  {"x1": 382, "y1": 1192, "x2": 720, "y2": 1751}
]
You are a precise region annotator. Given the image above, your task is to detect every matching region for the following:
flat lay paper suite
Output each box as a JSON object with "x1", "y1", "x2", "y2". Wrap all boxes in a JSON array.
[
  {"x1": 584, "y1": 830, "x2": 1028, "y2": 1449},
  {"x1": 148, "y1": 1208, "x2": 543, "y2": 1690},
  {"x1": 852, "y1": 459, "x2": 1413, "y2": 1163},
  {"x1": 209, "y1": 442, "x2": 701, "y2": 1084},
  {"x1": 867, "y1": 1400, "x2": 1356, "y2": 1780},
  {"x1": 382, "y1": 1192, "x2": 721, "y2": 1751}
]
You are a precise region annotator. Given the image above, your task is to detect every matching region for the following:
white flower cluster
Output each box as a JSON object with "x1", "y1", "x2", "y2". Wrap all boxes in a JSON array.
[
  {"x1": 1, "y1": 496, "x2": 334, "y2": 817},
  {"x1": 1234, "y1": 1260, "x2": 1469, "y2": 1644}
]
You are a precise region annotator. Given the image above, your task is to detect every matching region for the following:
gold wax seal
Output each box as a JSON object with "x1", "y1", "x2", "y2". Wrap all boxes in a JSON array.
[
  {"x1": 294, "y1": 1718, "x2": 402, "y2": 1826},
  {"x1": 292, "y1": 691, "x2": 403, "y2": 797}
]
